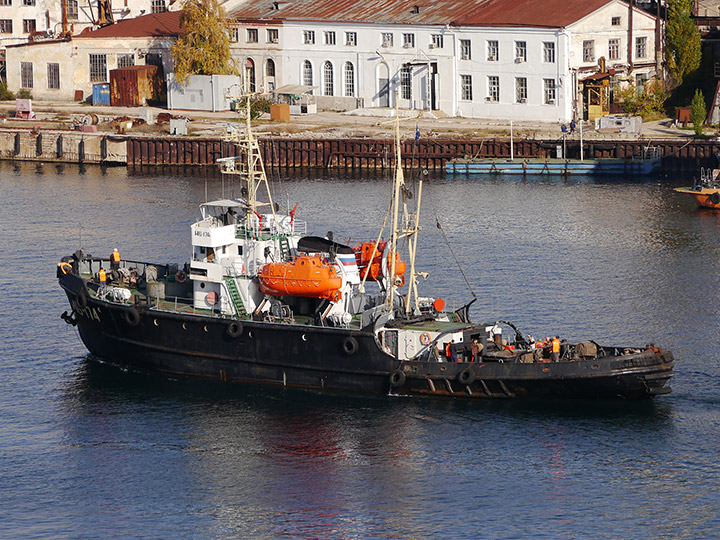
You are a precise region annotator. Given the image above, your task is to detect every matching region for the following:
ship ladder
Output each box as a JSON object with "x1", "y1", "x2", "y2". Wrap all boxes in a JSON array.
[
  {"x1": 278, "y1": 236, "x2": 292, "y2": 261},
  {"x1": 224, "y1": 277, "x2": 247, "y2": 317}
]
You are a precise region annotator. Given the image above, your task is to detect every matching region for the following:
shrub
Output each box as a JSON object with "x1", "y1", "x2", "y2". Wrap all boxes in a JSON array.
[
  {"x1": 617, "y1": 79, "x2": 668, "y2": 119},
  {"x1": 690, "y1": 89, "x2": 706, "y2": 136},
  {"x1": 16, "y1": 88, "x2": 33, "y2": 100},
  {"x1": 0, "y1": 79, "x2": 15, "y2": 101}
]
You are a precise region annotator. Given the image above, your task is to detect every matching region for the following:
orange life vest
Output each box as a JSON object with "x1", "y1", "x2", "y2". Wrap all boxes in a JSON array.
[
  {"x1": 99, "y1": 268, "x2": 107, "y2": 282},
  {"x1": 111, "y1": 250, "x2": 120, "y2": 262},
  {"x1": 552, "y1": 338, "x2": 560, "y2": 353}
]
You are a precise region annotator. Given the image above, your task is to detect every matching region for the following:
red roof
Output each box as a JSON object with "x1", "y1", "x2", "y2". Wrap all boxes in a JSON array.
[
  {"x1": 229, "y1": 0, "x2": 623, "y2": 27},
  {"x1": 77, "y1": 11, "x2": 182, "y2": 38},
  {"x1": 455, "y1": 0, "x2": 615, "y2": 27}
]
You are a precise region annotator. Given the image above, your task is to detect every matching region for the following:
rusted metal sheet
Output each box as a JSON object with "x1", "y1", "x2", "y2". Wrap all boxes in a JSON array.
[{"x1": 110, "y1": 65, "x2": 160, "y2": 107}]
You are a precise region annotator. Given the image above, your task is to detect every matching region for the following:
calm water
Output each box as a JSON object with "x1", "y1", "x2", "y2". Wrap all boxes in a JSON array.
[{"x1": 1, "y1": 161, "x2": 719, "y2": 539}]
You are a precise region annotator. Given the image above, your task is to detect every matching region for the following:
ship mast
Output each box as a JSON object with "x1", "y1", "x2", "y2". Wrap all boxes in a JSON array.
[
  {"x1": 386, "y1": 98, "x2": 424, "y2": 317},
  {"x1": 219, "y1": 96, "x2": 278, "y2": 225}
]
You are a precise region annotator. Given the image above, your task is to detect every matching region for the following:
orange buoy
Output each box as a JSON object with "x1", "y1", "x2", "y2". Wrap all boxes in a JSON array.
[
  {"x1": 433, "y1": 298, "x2": 445, "y2": 312},
  {"x1": 259, "y1": 254, "x2": 343, "y2": 300}
]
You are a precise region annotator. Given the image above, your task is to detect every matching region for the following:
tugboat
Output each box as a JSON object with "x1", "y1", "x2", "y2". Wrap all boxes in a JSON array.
[
  {"x1": 674, "y1": 166, "x2": 720, "y2": 209},
  {"x1": 57, "y1": 99, "x2": 674, "y2": 400}
]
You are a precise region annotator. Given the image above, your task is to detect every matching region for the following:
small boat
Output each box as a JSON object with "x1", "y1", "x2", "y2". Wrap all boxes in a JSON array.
[
  {"x1": 57, "y1": 98, "x2": 674, "y2": 400},
  {"x1": 674, "y1": 167, "x2": 720, "y2": 208}
]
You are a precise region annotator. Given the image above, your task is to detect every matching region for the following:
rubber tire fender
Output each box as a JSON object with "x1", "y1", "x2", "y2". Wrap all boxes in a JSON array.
[
  {"x1": 389, "y1": 369, "x2": 406, "y2": 388},
  {"x1": 710, "y1": 192, "x2": 720, "y2": 205},
  {"x1": 457, "y1": 368, "x2": 475, "y2": 385},
  {"x1": 123, "y1": 306, "x2": 140, "y2": 327},
  {"x1": 226, "y1": 320, "x2": 243, "y2": 338},
  {"x1": 342, "y1": 336, "x2": 359, "y2": 355},
  {"x1": 76, "y1": 290, "x2": 88, "y2": 309}
]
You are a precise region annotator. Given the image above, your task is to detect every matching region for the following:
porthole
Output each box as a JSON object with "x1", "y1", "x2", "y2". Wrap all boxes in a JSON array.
[
  {"x1": 154, "y1": 319, "x2": 159, "y2": 326},
  {"x1": 204, "y1": 325, "x2": 208, "y2": 333},
  {"x1": 182, "y1": 322, "x2": 187, "y2": 330},
  {"x1": 200, "y1": 282, "x2": 206, "y2": 289}
]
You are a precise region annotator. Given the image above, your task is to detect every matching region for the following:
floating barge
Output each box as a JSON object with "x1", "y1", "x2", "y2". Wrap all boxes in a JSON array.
[{"x1": 446, "y1": 156, "x2": 661, "y2": 176}]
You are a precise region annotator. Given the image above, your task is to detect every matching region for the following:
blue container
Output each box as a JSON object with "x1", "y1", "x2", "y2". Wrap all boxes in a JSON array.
[{"x1": 92, "y1": 83, "x2": 110, "y2": 106}]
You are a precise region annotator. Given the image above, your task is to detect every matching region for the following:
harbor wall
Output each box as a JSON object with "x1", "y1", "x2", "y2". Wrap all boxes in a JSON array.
[
  {"x1": 1, "y1": 128, "x2": 719, "y2": 171},
  {"x1": 0, "y1": 129, "x2": 127, "y2": 165}
]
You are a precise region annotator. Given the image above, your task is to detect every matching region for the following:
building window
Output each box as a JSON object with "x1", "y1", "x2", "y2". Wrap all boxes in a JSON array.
[
  {"x1": 323, "y1": 61, "x2": 333, "y2": 96},
  {"x1": 47, "y1": 62, "x2": 59, "y2": 89},
  {"x1": 302, "y1": 59, "x2": 313, "y2": 89},
  {"x1": 23, "y1": 0, "x2": 34, "y2": 4},
  {"x1": 487, "y1": 76, "x2": 499, "y2": 102},
  {"x1": 460, "y1": 39, "x2": 471, "y2": 60},
  {"x1": 516, "y1": 77, "x2": 527, "y2": 103},
  {"x1": 151, "y1": 0, "x2": 166, "y2": 12},
  {"x1": 431, "y1": 34, "x2": 443, "y2": 48},
  {"x1": 515, "y1": 41, "x2": 526, "y2": 62},
  {"x1": 0, "y1": 0, "x2": 10, "y2": 5},
  {"x1": 400, "y1": 66, "x2": 411, "y2": 100},
  {"x1": 267, "y1": 29, "x2": 278, "y2": 43},
  {"x1": 543, "y1": 42, "x2": 555, "y2": 63},
  {"x1": 583, "y1": 40, "x2": 595, "y2": 62},
  {"x1": 609, "y1": 38, "x2": 620, "y2": 60},
  {"x1": 118, "y1": 53, "x2": 134, "y2": 68},
  {"x1": 381, "y1": 32, "x2": 393, "y2": 47},
  {"x1": 266, "y1": 58, "x2": 275, "y2": 77},
  {"x1": 20, "y1": 62, "x2": 33, "y2": 88},
  {"x1": 0, "y1": 20, "x2": 11, "y2": 33},
  {"x1": 611, "y1": 16, "x2": 621, "y2": 25},
  {"x1": 461, "y1": 74, "x2": 472, "y2": 101},
  {"x1": 67, "y1": 0, "x2": 78, "y2": 20},
  {"x1": 247, "y1": 28, "x2": 258, "y2": 43},
  {"x1": 345, "y1": 31, "x2": 356, "y2": 46},
  {"x1": 635, "y1": 36, "x2": 647, "y2": 58},
  {"x1": 303, "y1": 30, "x2": 315, "y2": 45},
  {"x1": 344, "y1": 62, "x2": 354, "y2": 97},
  {"x1": 89, "y1": 53, "x2": 107, "y2": 83},
  {"x1": 324, "y1": 31, "x2": 336, "y2": 45},
  {"x1": 245, "y1": 59, "x2": 255, "y2": 92},
  {"x1": 229, "y1": 27, "x2": 239, "y2": 43},
  {"x1": 403, "y1": 33, "x2": 415, "y2": 48},
  {"x1": 544, "y1": 79, "x2": 556, "y2": 104},
  {"x1": 23, "y1": 19, "x2": 36, "y2": 33},
  {"x1": 487, "y1": 40, "x2": 498, "y2": 61}
]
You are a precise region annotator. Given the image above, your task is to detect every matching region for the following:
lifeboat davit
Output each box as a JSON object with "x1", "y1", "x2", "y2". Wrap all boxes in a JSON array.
[
  {"x1": 353, "y1": 241, "x2": 406, "y2": 285},
  {"x1": 259, "y1": 254, "x2": 343, "y2": 301}
]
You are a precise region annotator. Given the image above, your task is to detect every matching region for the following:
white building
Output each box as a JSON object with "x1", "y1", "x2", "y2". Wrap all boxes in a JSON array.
[
  {"x1": 4, "y1": 10, "x2": 179, "y2": 101},
  {"x1": 0, "y1": 0, "x2": 182, "y2": 80},
  {"x1": 228, "y1": 0, "x2": 661, "y2": 122}
]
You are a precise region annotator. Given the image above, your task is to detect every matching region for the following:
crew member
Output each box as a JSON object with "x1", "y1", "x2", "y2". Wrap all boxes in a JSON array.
[
  {"x1": 552, "y1": 336, "x2": 561, "y2": 362},
  {"x1": 470, "y1": 339, "x2": 480, "y2": 362},
  {"x1": 98, "y1": 266, "x2": 107, "y2": 294},
  {"x1": 449, "y1": 340, "x2": 459, "y2": 363},
  {"x1": 110, "y1": 248, "x2": 121, "y2": 271}
]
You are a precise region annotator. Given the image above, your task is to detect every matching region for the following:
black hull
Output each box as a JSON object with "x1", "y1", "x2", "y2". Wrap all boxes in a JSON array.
[{"x1": 60, "y1": 277, "x2": 674, "y2": 400}]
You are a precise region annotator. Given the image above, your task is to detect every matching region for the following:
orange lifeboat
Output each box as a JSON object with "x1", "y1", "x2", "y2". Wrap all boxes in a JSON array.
[
  {"x1": 258, "y1": 254, "x2": 343, "y2": 301},
  {"x1": 353, "y1": 241, "x2": 406, "y2": 285}
]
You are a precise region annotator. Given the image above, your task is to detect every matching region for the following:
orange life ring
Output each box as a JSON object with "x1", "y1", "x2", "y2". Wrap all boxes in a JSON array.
[
  {"x1": 420, "y1": 332, "x2": 431, "y2": 345},
  {"x1": 59, "y1": 262, "x2": 72, "y2": 274}
]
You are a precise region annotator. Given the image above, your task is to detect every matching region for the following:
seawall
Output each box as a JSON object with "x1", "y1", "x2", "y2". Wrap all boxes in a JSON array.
[{"x1": 1, "y1": 129, "x2": 718, "y2": 172}]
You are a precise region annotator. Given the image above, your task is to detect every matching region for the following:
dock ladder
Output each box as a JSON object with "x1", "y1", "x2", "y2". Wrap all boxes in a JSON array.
[{"x1": 225, "y1": 277, "x2": 247, "y2": 317}]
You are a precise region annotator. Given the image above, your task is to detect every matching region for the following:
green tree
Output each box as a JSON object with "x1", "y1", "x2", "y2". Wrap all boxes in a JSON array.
[
  {"x1": 666, "y1": 0, "x2": 701, "y2": 85},
  {"x1": 617, "y1": 79, "x2": 668, "y2": 119},
  {"x1": 690, "y1": 89, "x2": 706, "y2": 136},
  {"x1": 171, "y1": 0, "x2": 235, "y2": 84}
]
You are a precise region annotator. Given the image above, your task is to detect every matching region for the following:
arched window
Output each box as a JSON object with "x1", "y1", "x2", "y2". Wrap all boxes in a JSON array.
[
  {"x1": 344, "y1": 62, "x2": 355, "y2": 97},
  {"x1": 302, "y1": 60, "x2": 313, "y2": 88},
  {"x1": 266, "y1": 59, "x2": 275, "y2": 77},
  {"x1": 245, "y1": 58, "x2": 256, "y2": 92},
  {"x1": 324, "y1": 61, "x2": 334, "y2": 96}
]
